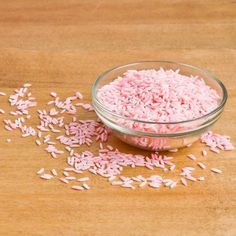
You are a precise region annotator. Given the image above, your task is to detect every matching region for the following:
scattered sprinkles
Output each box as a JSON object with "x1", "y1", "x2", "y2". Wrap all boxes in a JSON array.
[{"x1": 1, "y1": 83, "x2": 234, "y2": 192}]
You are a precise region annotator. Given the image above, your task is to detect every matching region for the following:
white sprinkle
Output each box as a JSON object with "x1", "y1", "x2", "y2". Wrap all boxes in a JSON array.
[
  {"x1": 63, "y1": 171, "x2": 69, "y2": 177},
  {"x1": 37, "y1": 168, "x2": 44, "y2": 175},
  {"x1": 211, "y1": 168, "x2": 222, "y2": 174},
  {"x1": 6, "y1": 139, "x2": 11, "y2": 143}
]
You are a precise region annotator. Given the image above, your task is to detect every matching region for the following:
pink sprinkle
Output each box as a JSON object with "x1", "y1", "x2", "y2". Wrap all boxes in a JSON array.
[
  {"x1": 51, "y1": 169, "x2": 57, "y2": 176},
  {"x1": 59, "y1": 178, "x2": 69, "y2": 184},
  {"x1": 71, "y1": 185, "x2": 84, "y2": 191},
  {"x1": 0, "y1": 109, "x2": 5, "y2": 114},
  {"x1": 186, "y1": 175, "x2": 197, "y2": 182},
  {"x1": 77, "y1": 177, "x2": 89, "y2": 182},
  {"x1": 50, "y1": 92, "x2": 57, "y2": 97},
  {"x1": 66, "y1": 176, "x2": 77, "y2": 180},
  {"x1": 63, "y1": 171, "x2": 69, "y2": 177},
  {"x1": 180, "y1": 178, "x2": 187, "y2": 186},
  {"x1": 170, "y1": 165, "x2": 176, "y2": 171},
  {"x1": 23, "y1": 83, "x2": 32, "y2": 88},
  {"x1": 82, "y1": 183, "x2": 90, "y2": 190},
  {"x1": 36, "y1": 139, "x2": 41, "y2": 146},
  {"x1": 37, "y1": 168, "x2": 45, "y2": 175},
  {"x1": 139, "y1": 181, "x2": 147, "y2": 188},
  {"x1": 76, "y1": 91, "x2": 83, "y2": 100},
  {"x1": 111, "y1": 181, "x2": 123, "y2": 186},
  {"x1": 5, "y1": 125, "x2": 12, "y2": 131},
  {"x1": 40, "y1": 174, "x2": 53, "y2": 180},
  {"x1": 202, "y1": 150, "x2": 207, "y2": 157},
  {"x1": 187, "y1": 154, "x2": 196, "y2": 161},
  {"x1": 211, "y1": 168, "x2": 222, "y2": 174},
  {"x1": 169, "y1": 149, "x2": 178, "y2": 153},
  {"x1": 198, "y1": 176, "x2": 205, "y2": 181},
  {"x1": 197, "y1": 162, "x2": 206, "y2": 169},
  {"x1": 201, "y1": 131, "x2": 234, "y2": 152},
  {"x1": 0, "y1": 92, "x2": 6, "y2": 96},
  {"x1": 210, "y1": 147, "x2": 220, "y2": 154},
  {"x1": 149, "y1": 182, "x2": 161, "y2": 188}
]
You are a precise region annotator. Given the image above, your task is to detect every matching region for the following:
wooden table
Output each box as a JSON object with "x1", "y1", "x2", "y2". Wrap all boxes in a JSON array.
[{"x1": 0, "y1": 1, "x2": 235, "y2": 235}]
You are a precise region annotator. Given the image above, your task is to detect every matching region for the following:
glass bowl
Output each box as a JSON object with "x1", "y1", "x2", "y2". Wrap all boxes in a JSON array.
[{"x1": 92, "y1": 61, "x2": 227, "y2": 151}]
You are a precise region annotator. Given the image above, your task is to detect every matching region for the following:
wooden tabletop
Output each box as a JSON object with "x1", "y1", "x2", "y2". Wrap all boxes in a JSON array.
[{"x1": 0, "y1": 1, "x2": 235, "y2": 235}]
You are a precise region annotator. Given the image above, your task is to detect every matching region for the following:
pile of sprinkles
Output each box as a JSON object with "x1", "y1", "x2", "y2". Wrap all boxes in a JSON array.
[
  {"x1": 97, "y1": 69, "x2": 220, "y2": 122},
  {"x1": 0, "y1": 81, "x2": 234, "y2": 192}
]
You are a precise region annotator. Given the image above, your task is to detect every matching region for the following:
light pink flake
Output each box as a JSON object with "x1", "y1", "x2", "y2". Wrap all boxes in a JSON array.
[
  {"x1": 202, "y1": 150, "x2": 207, "y2": 157},
  {"x1": 37, "y1": 168, "x2": 45, "y2": 175},
  {"x1": 0, "y1": 92, "x2": 6, "y2": 96},
  {"x1": 149, "y1": 182, "x2": 161, "y2": 188},
  {"x1": 36, "y1": 139, "x2": 41, "y2": 146},
  {"x1": 180, "y1": 178, "x2": 187, "y2": 186},
  {"x1": 63, "y1": 171, "x2": 69, "y2": 177},
  {"x1": 83, "y1": 183, "x2": 90, "y2": 190},
  {"x1": 71, "y1": 185, "x2": 84, "y2": 191},
  {"x1": 50, "y1": 92, "x2": 57, "y2": 98},
  {"x1": 187, "y1": 154, "x2": 196, "y2": 161},
  {"x1": 211, "y1": 168, "x2": 222, "y2": 174},
  {"x1": 40, "y1": 174, "x2": 53, "y2": 180},
  {"x1": 76, "y1": 91, "x2": 83, "y2": 100},
  {"x1": 186, "y1": 176, "x2": 197, "y2": 182},
  {"x1": 111, "y1": 181, "x2": 123, "y2": 186},
  {"x1": 23, "y1": 83, "x2": 32, "y2": 88},
  {"x1": 197, "y1": 162, "x2": 206, "y2": 169},
  {"x1": 59, "y1": 178, "x2": 69, "y2": 184},
  {"x1": 198, "y1": 176, "x2": 205, "y2": 181},
  {"x1": 66, "y1": 176, "x2": 77, "y2": 180},
  {"x1": 51, "y1": 169, "x2": 57, "y2": 176},
  {"x1": 77, "y1": 177, "x2": 89, "y2": 182}
]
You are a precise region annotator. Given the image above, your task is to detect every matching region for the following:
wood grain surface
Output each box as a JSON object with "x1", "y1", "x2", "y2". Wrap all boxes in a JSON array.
[{"x1": 0, "y1": 1, "x2": 235, "y2": 235}]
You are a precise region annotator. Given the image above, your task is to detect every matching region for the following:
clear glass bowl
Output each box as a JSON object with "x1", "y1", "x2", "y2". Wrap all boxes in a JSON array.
[{"x1": 92, "y1": 61, "x2": 227, "y2": 151}]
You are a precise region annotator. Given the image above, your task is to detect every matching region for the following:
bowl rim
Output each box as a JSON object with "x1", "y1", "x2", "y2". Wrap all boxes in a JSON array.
[{"x1": 92, "y1": 61, "x2": 228, "y2": 125}]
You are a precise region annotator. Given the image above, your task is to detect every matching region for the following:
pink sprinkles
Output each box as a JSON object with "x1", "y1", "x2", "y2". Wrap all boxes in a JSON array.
[{"x1": 1, "y1": 83, "x2": 234, "y2": 192}]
